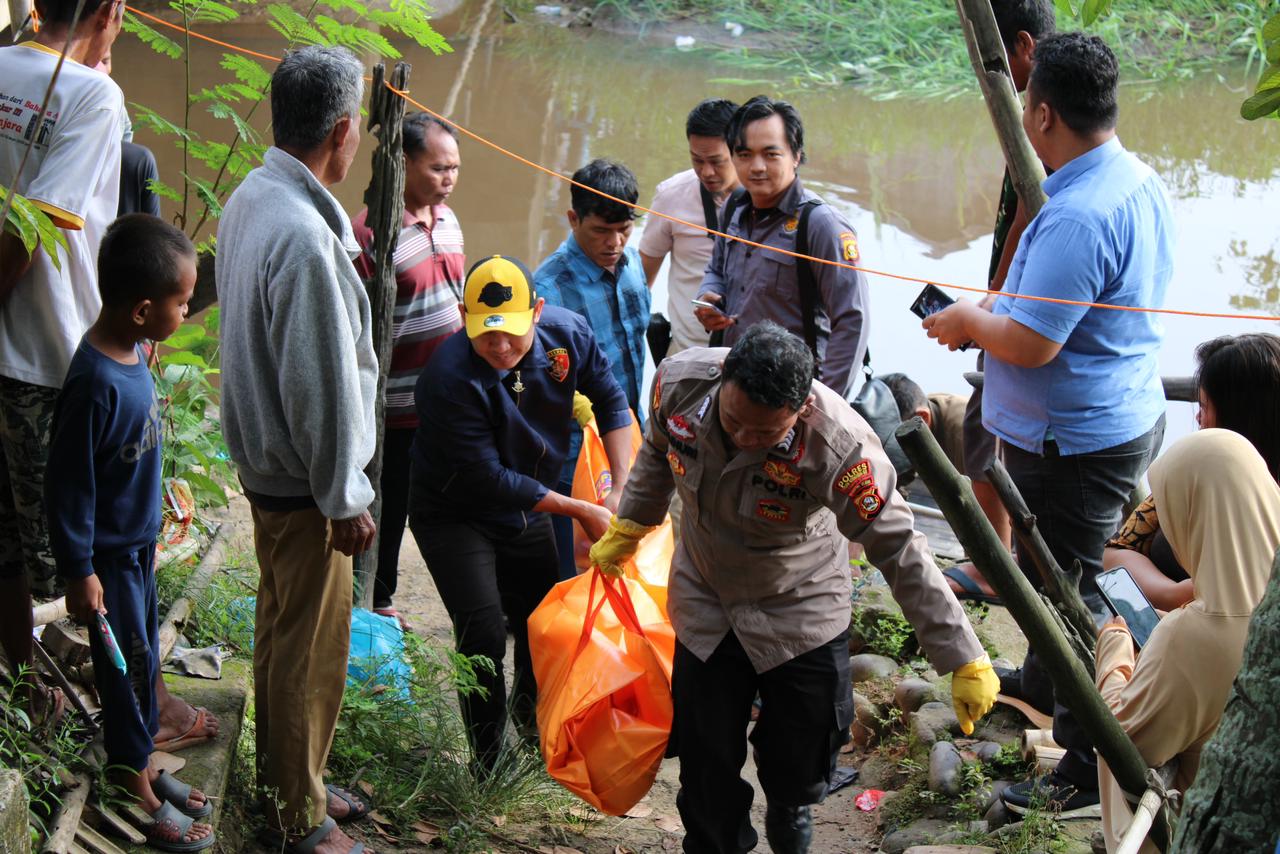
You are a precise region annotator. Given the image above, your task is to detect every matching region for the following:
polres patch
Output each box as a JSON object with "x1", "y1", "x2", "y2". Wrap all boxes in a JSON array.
[
  {"x1": 546, "y1": 347, "x2": 570, "y2": 382},
  {"x1": 835, "y1": 461, "x2": 874, "y2": 498},
  {"x1": 762, "y1": 460, "x2": 801, "y2": 487},
  {"x1": 855, "y1": 486, "x2": 884, "y2": 521},
  {"x1": 840, "y1": 231, "x2": 860, "y2": 263},
  {"x1": 652, "y1": 371, "x2": 663, "y2": 413},
  {"x1": 756, "y1": 499, "x2": 791, "y2": 522},
  {"x1": 667, "y1": 450, "x2": 685, "y2": 477},
  {"x1": 667, "y1": 414, "x2": 695, "y2": 442}
]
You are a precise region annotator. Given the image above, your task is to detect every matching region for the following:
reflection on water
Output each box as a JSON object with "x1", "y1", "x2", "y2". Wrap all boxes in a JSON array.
[{"x1": 111, "y1": 2, "x2": 1280, "y2": 450}]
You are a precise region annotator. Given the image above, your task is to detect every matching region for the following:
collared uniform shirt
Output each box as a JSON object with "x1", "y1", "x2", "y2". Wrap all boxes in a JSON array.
[
  {"x1": 535, "y1": 234, "x2": 651, "y2": 478},
  {"x1": 637, "y1": 168, "x2": 718, "y2": 354},
  {"x1": 984, "y1": 138, "x2": 1173, "y2": 455},
  {"x1": 410, "y1": 305, "x2": 631, "y2": 533},
  {"x1": 352, "y1": 204, "x2": 465, "y2": 429},
  {"x1": 699, "y1": 178, "x2": 869, "y2": 399},
  {"x1": 617, "y1": 348, "x2": 983, "y2": 675}
]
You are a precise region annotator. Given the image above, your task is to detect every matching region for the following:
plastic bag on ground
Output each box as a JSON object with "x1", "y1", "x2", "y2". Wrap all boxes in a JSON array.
[{"x1": 529, "y1": 569, "x2": 675, "y2": 815}]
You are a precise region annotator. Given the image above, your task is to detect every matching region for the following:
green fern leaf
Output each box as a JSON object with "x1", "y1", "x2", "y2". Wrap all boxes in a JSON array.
[{"x1": 122, "y1": 17, "x2": 185, "y2": 59}]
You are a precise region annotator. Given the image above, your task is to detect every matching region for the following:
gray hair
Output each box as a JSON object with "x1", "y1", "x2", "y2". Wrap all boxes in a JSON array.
[{"x1": 270, "y1": 46, "x2": 365, "y2": 152}]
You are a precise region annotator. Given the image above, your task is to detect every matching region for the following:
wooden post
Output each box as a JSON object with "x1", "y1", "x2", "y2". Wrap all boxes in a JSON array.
[
  {"x1": 984, "y1": 458, "x2": 1098, "y2": 663},
  {"x1": 954, "y1": 0, "x2": 1046, "y2": 219},
  {"x1": 895, "y1": 417, "x2": 1167, "y2": 847},
  {"x1": 1172, "y1": 549, "x2": 1280, "y2": 852},
  {"x1": 353, "y1": 62, "x2": 411, "y2": 610}
]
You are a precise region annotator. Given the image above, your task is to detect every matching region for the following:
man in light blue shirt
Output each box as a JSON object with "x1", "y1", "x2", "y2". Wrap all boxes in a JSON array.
[
  {"x1": 535, "y1": 158, "x2": 651, "y2": 578},
  {"x1": 924, "y1": 32, "x2": 1172, "y2": 816}
]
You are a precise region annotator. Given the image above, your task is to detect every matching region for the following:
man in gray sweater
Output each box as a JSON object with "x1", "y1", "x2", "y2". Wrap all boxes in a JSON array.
[{"x1": 216, "y1": 46, "x2": 377, "y2": 853}]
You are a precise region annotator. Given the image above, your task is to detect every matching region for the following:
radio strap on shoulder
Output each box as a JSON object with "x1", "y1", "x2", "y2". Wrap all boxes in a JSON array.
[{"x1": 793, "y1": 199, "x2": 824, "y2": 365}]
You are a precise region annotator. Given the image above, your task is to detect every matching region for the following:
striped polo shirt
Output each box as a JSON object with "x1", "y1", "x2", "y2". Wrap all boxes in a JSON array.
[{"x1": 352, "y1": 204, "x2": 465, "y2": 429}]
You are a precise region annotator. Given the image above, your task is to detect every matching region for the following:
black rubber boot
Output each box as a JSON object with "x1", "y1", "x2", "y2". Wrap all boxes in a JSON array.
[{"x1": 764, "y1": 803, "x2": 812, "y2": 854}]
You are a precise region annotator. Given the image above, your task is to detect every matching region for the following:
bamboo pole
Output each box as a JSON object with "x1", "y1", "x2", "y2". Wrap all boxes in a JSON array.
[
  {"x1": 353, "y1": 61, "x2": 411, "y2": 609},
  {"x1": 954, "y1": 0, "x2": 1046, "y2": 219},
  {"x1": 894, "y1": 417, "x2": 1167, "y2": 847}
]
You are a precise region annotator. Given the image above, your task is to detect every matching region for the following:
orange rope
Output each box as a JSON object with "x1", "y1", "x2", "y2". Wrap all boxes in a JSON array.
[{"x1": 125, "y1": 8, "x2": 1280, "y2": 323}]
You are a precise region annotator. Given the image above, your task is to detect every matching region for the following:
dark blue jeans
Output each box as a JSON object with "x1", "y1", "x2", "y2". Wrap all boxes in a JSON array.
[
  {"x1": 1003, "y1": 415, "x2": 1165, "y2": 789},
  {"x1": 91, "y1": 545, "x2": 161, "y2": 772}
]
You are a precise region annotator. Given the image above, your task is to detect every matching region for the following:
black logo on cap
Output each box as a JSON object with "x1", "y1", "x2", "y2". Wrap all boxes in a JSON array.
[{"x1": 479, "y1": 281, "x2": 513, "y2": 307}]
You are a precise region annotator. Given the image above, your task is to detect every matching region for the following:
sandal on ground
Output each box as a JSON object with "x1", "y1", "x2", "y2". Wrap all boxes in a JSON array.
[
  {"x1": 372, "y1": 607, "x2": 410, "y2": 632},
  {"x1": 145, "y1": 801, "x2": 215, "y2": 852},
  {"x1": 151, "y1": 770, "x2": 213, "y2": 819},
  {"x1": 327, "y1": 783, "x2": 372, "y2": 823},
  {"x1": 154, "y1": 706, "x2": 218, "y2": 752},
  {"x1": 943, "y1": 566, "x2": 1003, "y2": 606},
  {"x1": 29, "y1": 681, "x2": 68, "y2": 729},
  {"x1": 261, "y1": 816, "x2": 366, "y2": 853}
]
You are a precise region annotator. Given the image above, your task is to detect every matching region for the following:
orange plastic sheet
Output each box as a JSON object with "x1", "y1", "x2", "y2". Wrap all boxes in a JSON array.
[
  {"x1": 571, "y1": 415, "x2": 674, "y2": 611},
  {"x1": 528, "y1": 569, "x2": 676, "y2": 815}
]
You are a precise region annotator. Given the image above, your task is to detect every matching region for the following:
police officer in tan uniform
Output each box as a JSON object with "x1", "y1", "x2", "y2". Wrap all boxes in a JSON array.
[{"x1": 591, "y1": 323, "x2": 999, "y2": 853}]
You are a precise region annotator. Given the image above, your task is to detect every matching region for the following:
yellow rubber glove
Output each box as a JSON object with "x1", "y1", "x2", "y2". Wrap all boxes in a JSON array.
[
  {"x1": 951, "y1": 654, "x2": 1000, "y2": 736},
  {"x1": 572, "y1": 392, "x2": 595, "y2": 429},
  {"x1": 588, "y1": 516, "x2": 656, "y2": 579}
]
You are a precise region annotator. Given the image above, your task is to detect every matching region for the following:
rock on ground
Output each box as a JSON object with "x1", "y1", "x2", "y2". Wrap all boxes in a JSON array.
[
  {"x1": 909, "y1": 701, "x2": 963, "y2": 746},
  {"x1": 0, "y1": 770, "x2": 28, "y2": 854},
  {"x1": 927, "y1": 741, "x2": 963, "y2": 796}
]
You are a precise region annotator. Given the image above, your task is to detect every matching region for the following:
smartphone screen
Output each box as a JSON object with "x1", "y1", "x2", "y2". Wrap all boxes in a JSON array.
[
  {"x1": 1096, "y1": 567, "x2": 1161, "y2": 650},
  {"x1": 909, "y1": 283, "x2": 956, "y2": 319},
  {"x1": 690, "y1": 298, "x2": 727, "y2": 315}
]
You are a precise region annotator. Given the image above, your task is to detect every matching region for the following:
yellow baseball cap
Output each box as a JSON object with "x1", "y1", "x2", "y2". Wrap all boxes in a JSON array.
[{"x1": 463, "y1": 255, "x2": 537, "y2": 338}]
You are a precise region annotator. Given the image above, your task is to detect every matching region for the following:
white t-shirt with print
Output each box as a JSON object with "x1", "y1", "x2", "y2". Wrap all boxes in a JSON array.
[
  {"x1": 638, "y1": 168, "x2": 724, "y2": 355},
  {"x1": 0, "y1": 43, "x2": 124, "y2": 388}
]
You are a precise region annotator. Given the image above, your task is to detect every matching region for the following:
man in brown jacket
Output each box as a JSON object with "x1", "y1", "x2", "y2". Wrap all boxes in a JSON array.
[{"x1": 592, "y1": 322, "x2": 998, "y2": 853}]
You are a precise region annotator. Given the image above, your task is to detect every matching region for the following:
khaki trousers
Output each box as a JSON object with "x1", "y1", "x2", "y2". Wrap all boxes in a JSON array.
[{"x1": 250, "y1": 504, "x2": 352, "y2": 831}]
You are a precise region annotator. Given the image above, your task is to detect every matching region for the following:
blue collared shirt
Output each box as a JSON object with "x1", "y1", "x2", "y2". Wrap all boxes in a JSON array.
[
  {"x1": 984, "y1": 137, "x2": 1174, "y2": 455},
  {"x1": 410, "y1": 305, "x2": 630, "y2": 531},
  {"x1": 535, "y1": 234, "x2": 650, "y2": 479}
]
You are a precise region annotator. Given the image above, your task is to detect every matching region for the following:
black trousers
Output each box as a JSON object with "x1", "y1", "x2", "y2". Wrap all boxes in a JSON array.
[
  {"x1": 372, "y1": 427, "x2": 416, "y2": 610},
  {"x1": 672, "y1": 630, "x2": 853, "y2": 854},
  {"x1": 408, "y1": 501, "x2": 560, "y2": 769},
  {"x1": 1003, "y1": 415, "x2": 1164, "y2": 789}
]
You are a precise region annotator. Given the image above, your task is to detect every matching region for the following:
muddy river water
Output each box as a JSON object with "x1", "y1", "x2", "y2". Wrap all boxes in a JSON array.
[{"x1": 112, "y1": 1, "x2": 1280, "y2": 451}]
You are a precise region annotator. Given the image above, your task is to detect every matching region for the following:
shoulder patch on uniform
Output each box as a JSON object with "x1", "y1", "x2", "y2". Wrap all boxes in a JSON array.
[
  {"x1": 756, "y1": 499, "x2": 791, "y2": 522},
  {"x1": 652, "y1": 371, "x2": 663, "y2": 413},
  {"x1": 547, "y1": 347, "x2": 569, "y2": 382},
  {"x1": 855, "y1": 486, "x2": 883, "y2": 521},
  {"x1": 840, "y1": 231, "x2": 860, "y2": 263},
  {"x1": 763, "y1": 460, "x2": 801, "y2": 487},
  {"x1": 667, "y1": 450, "x2": 685, "y2": 477},
  {"x1": 667, "y1": 414, "x2": 695, "y2": 442},
  {"x1": 834, "y1": 460, "x2": 874, "y2": 498}
]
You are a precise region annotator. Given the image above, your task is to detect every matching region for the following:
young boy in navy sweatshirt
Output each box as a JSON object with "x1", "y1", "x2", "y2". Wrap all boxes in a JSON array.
[{"x1": 45, "y1": 214, "x2": 216, "y2": 851}]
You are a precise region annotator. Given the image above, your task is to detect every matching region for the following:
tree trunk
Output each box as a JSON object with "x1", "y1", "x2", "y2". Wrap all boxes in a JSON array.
[
  {"x1": 1172, "y1": 549, "x2": 1280, "y2": 853},
  {"x1": 352, "y1": 62, "x2": 411, "y2": 609},
  {"x1": 953, "y1": 0, "x2": 1047, "y2": 219}
]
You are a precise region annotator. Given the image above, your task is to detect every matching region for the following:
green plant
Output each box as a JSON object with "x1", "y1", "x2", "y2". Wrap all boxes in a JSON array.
[
  {"x1": 181, "y1": 544, "x2": 259, "y2": 652},
  {"x1": 1241, "y1": 7, "x2": 1280, "y2": 119},
  {"x1": 0, "y1": 187, "x2": 68, "y2": 268},
  {"x1": 853, "y1": 606, "x2": 917, "y2": 660}
]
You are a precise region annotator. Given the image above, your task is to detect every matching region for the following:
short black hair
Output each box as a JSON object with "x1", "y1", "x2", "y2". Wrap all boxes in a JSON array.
[
  {"x1": 570, "y1": 159, "x2": 639, "y2": 224},
  {"x1": 97, "y1": 214, "x2": 196, "y2": 308},
  {"x1": 1195, "y1": 333, "x2": 1280, "y2": 481},
  {"x1": 725, "y1": 96, "x2": 806, "y2": 165},
  {"x1": 879, "y1": 373, "x2": 928, "y2": 421},
  {"x1": 722, "y1": 322, "x2": 814, "y2": 411},
  {"x1": 990, "y1": 0, "x2": 1056, "y2": 52},
  {"x1": 686, "y1": 98, "x2": 738, "y2": 140},
  {"x1": 35, "y1": 0, "x2": 112, "y2": 25},
  {"x1": 403, "y1": 112, "x2": 457, "y2": 157},
  {"x1": 1028, "y1": 32, "x2": 1119, "y2": 135}
]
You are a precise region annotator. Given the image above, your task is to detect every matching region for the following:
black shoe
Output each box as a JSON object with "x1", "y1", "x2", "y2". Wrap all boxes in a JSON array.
[
  {"x1": 1001, "y1": 774, "x2": 1100, "y2": 819},
  {"x1": 993, "y1": 665, "x2": 1054, "y2": 716},
  {"x1": 764, "y1": 803, "x2": 812, "y2": 854}
]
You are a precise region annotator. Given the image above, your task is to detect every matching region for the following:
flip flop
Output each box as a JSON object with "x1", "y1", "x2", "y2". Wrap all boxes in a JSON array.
[
  {"x1": 995, "y1": 693, "x2": 1054, "y2": 731},
  {"x1": 145, "y1": 801, "x2": 215, "y2": 852},
  {"x1": 261, "y1": 816, "x2": 366, "y2": 853},
  {"x1": 151, "y1": 771, "x2": 213, "y2": 819},
  {"x1": 154, "y1": 707, "x2": 218, "y2": 753},
  {"x1": 326, "y1": 783, "x2": 372, "y2": 823},
  {"x1": 826, "y1": 766, "x2": 859, "y2": 795},
  {"x1": 31, "y1": 682, "x2": 68, "y2": 729},
  {"x1": 943, "y1": 566, "x2": 1003, "y2": 605}
]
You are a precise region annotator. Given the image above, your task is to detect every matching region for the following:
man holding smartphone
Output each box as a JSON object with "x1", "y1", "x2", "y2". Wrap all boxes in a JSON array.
[{"x1": 694, "y1": 97, "x2": 870, "y2": 399}]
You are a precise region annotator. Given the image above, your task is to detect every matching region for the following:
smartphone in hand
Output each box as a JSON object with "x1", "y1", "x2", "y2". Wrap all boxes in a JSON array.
[
  {"x1": 691, "y1": 297, "x2": 728, "y2": 315},
  {"x1": 910, "y1": 283, "x2": 970, "y2": 351},
  {"x1": 1096, "y1": 566, "x2": 1161, "y2": 650}
]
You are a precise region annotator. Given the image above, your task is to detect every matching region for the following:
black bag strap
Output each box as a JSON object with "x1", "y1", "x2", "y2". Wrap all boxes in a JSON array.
[
  {"x1": 708, "y1": 188, "x2": 749, "y2": 348},
  {"x1": 699, "y1": 184, "x2": 720, "y2": 239},
  {"x1": 793, "y1": 199, "x2": 825, "y2": 364}
]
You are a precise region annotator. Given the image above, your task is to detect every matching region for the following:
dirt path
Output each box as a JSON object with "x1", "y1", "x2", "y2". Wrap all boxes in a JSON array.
[{"x1": 390, "y1": 530, "x2": 883, "y2": 853}]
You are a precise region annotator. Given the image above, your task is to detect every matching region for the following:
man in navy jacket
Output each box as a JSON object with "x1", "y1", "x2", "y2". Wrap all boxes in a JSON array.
[{"x1": 409, "y1": 254, "x2": 633, "y2": 770}]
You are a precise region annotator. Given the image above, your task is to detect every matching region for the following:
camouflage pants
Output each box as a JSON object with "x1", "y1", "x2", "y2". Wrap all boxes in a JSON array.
[{"x1": 0, "y1": 374, "x2": 60, "y2": 596}]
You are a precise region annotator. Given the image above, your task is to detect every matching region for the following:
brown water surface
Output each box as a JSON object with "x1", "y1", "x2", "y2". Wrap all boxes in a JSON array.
[{"x1": 111, "y1": 2, "x2": 1280, "y2": 449}]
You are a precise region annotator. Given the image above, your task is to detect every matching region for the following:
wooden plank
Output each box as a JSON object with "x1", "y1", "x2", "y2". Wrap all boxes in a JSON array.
[
  {"x1": 40, "y1": 772, "x2": 89, "y2": 853},
  {"x1": 73, "y1": 822, "x2": 127, "y2": 854},
  {"x1": 90, "y1": 801, "x2": 146, "y2": 846}
]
